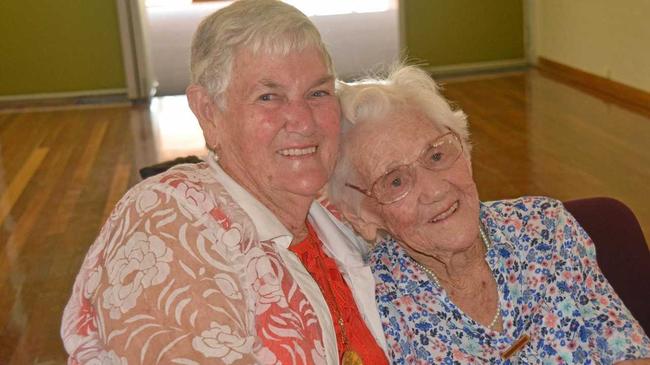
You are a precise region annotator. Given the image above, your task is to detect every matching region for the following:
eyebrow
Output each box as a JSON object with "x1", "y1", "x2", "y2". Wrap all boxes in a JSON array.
[
  {"x1": 258, "y1": 79, "x2": 281, "y2": 89},
  {"x1": 374, "y1": 160, "x2": 405, "y2": 180},
  {"x1": 311, "y1": 75, "x2": 335, "y2": 88},
  {"x1": 257, "y1": 75, "x2": 335, "y2": 90}
]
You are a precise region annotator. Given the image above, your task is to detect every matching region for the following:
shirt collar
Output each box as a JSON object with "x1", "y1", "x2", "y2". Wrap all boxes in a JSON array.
[
  {"x1": 207, "y1": 151, "x2": 293, "y2": 248},
  {"x1": 308, "y1": 202, "x2": 369, "y2": 267}
]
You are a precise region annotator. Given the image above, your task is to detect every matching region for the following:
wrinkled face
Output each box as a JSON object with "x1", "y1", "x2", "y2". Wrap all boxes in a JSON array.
[
  {"x1": 214, "y1": 47, "x2": 340, "y2": 202},
  {"x1": 349, "y1": 108, "x2": 480, "y2": 257}
]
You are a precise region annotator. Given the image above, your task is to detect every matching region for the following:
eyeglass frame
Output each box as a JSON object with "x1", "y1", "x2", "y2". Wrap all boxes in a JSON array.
[{"x1": 344, "y1": 131, "x2": 464, "y2": 205}]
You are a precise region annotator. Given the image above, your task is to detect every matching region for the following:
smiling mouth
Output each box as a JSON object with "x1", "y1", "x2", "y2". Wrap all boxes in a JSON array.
[
  {"x1": 429, "y1": 201, "x2": 459, "y2": 223},
  {"x1": 277, "y1": 146, "x2": 317, "y2": 157}
]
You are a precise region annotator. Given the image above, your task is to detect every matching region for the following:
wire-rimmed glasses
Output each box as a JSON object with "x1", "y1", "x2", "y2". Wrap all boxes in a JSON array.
[{"x1": 344, "y1": 132, "x2": 463, "y2": 205}]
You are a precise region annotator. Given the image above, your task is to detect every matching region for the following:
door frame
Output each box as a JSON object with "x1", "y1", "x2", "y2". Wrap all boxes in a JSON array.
[{"x1": 115, "y1": 0, "x2": 157, "y2": 100}]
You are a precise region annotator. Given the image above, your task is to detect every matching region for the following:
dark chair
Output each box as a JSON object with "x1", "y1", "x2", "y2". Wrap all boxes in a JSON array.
[
  {"x1": 564, "y1": 197, "x2": 650, "y2": 334},
  {"x1": 138, "y1": 155, "x2": 203, "y2": 179}
]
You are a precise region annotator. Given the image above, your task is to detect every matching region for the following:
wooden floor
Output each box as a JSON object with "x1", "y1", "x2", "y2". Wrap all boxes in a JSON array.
[{"x1": 1, "y1": 69, "x2": 649, "y2": 363}]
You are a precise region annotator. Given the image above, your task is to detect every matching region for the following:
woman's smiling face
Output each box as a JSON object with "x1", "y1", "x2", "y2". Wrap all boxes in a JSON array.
[
  {"x1": 348, "y1": 107, "x2": 481, "y2": 258},
  {"x1": 213, "y1": 46, "x2": 340, "y2": 202}
]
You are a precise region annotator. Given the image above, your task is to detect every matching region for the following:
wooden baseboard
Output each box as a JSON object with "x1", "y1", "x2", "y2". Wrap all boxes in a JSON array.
[
  {"x1": 0, "y1": 88, "x2": 127, "y2": 102},
  {"x1": 425, "y1": 58, "x2": 528, "y2": 78},
  {"x1": 0, "y1": 89, "x2": 131, "y2": 113},
  {"x1": 537, "y1": 57, "x2": 650, "y2": 113}
]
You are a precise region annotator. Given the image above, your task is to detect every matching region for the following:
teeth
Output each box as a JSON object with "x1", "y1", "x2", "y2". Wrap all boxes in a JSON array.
[
  {"x1": 278, "y1": 146, "x2": 317, "y2": 157},
  {"x1": 431, "y1": 201, "x2": 459, "y2": 223}
]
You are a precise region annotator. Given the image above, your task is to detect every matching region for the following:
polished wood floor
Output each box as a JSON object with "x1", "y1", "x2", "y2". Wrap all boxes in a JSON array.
[{"x1": 0, "y1": 69, "x2": 649, "y2": 363}]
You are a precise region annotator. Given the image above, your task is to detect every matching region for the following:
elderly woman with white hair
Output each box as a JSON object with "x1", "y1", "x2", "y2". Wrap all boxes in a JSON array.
[
  {"x1": 61, "y1": 1, "x2": 388, "y2": 364},
  {"x1": 328, "y1": 65, "x2": 650, "y2": 364}
]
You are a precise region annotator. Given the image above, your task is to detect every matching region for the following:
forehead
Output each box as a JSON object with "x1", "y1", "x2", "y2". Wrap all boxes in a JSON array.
[
  {"x1": 347, "y1": 107, "x2": 445, "y2": 181},
  {"x1": 228, "y1": 47, "x2": 331, "y2": 89}
]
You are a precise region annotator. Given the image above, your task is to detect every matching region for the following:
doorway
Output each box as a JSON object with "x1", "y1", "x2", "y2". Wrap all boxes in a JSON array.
[{"x1": 143, "y1": 0, "x2": 401, "y2": 95}]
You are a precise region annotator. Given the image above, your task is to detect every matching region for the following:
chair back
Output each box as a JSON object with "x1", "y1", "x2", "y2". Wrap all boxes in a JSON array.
[{"x1": 564, "y1": 197, "x2": 650, "y2": 334}]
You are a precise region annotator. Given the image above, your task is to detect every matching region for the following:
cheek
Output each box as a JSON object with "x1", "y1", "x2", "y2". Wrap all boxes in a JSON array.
[
  {"x1": 449, "y1": 163, "x2": 479, "y2": 196},
  {"x1": 316, "y1": 108, "x2": 341, "y2": 166},
  {"x1": 381, "y1": 204, "x2": 420, "y2": 235},
  {"x1": 241, "y1": 116, "x2": 282, "y2": 152},
  {"x1": 319, "y1": 115, "x2": 340, "y2": 146},
  {"x1": 315, "y1": 102, "x2": 341, "y2": 134},
  {"x1": 460, "y1": 178, "x2": 479, "y2": 200}
]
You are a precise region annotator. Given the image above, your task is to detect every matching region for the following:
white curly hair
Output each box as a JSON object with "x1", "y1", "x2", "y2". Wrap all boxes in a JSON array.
[{"x1": 328, "y1": 64, "x2": 471, "y2": 218}]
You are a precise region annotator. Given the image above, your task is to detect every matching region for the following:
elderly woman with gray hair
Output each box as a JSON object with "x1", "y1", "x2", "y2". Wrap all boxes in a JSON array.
[
  {"x1": 61, "y1": 1, "x2": 388, "y2": 364},
  {"x1": 328, "y1": 65, "x2": 650, "y2": 364}
]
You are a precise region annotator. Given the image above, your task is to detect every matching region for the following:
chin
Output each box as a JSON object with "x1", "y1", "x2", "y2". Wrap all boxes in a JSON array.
[
  {"x1": 283, "y1": 175, "x2": 328, "y2": 198},
  {"x1": 423, "y1": 216, "x2": 480, "y2": 251}
]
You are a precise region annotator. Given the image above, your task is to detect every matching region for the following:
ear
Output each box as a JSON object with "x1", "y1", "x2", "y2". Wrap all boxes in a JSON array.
[
  {"x1": 340, "y1": 201, "x2": 385, "y2": 242},
  {"x1": 186, "y1": 84, "x2": 222, "y2": 150}
]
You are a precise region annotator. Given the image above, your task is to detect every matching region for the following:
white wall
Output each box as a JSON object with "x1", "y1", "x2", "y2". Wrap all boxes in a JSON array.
[{"x1": 531, "y1": 0, "x2": 650, "y2": 92}]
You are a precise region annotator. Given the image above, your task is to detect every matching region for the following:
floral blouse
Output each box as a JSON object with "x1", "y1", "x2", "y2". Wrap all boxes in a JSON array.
[
  {"x1": 61, "y1": 156, "x2": 384, "y2": 365},
  {"x1": 371, "y1": 196, "x2": 650, "y2": 364}
]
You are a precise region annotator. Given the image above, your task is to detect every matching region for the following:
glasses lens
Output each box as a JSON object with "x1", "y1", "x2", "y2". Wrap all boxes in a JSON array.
[
  {"x1": 420, "y1": 134, "x2": 461, "y2": 170},
  {"x1": 373, "y1": 165, "x2": 414, "y2": 204}
]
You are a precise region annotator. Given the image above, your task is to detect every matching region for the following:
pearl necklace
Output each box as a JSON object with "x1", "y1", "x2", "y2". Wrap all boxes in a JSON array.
[{"x1": 412, "y1": 223, "x2": 501, "y2": 331}]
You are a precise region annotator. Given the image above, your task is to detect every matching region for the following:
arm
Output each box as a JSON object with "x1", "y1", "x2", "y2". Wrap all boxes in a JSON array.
[
  {"x1": 557, "y1": 204, "x2": 650, "y2": 363},
  {"x1": 63, "y1": 184, "x2": 257, "y2": 364}
]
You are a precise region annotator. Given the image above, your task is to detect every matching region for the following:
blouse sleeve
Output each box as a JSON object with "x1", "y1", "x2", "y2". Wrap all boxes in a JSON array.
[
  {"x1": 557, "y1": 203, "x2": 650, "y2": 362},
  {"x1": 62, "y1": 182, "x2": 259, "y2": 364}
]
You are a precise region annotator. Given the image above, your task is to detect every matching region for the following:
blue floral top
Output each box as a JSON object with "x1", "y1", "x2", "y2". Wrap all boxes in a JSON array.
[{"x1": 371, "y1": 196, "x2": 650, "y2": 364}]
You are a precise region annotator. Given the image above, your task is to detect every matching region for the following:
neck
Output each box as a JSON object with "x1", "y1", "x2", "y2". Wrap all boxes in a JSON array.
[
  {"x1": 264, "y1": 195, "x2": 311, "y2": 244},
  {"x1": 220, "y1": 162, "x2": 313, "y2": 244},
  {"x1": 409, "y1": 235, "x2": 487, "y2": 286}
]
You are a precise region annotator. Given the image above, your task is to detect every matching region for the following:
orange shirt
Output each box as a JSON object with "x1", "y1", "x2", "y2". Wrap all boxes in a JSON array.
[{"x1": 290, "y1": 223, "x2": 388, "y2": 365}]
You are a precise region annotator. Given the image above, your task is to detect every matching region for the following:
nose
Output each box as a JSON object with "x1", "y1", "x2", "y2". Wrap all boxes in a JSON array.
[
  {"x1": 284, "y1": 99, "x2": 316, "y2": 136},
  {"x1": 415, "y1": 166, "x2": 449, "y2": 205}
]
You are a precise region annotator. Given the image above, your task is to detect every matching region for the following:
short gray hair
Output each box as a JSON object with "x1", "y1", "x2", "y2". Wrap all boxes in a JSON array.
[
  {"x1": 189, "y1": 0, "x2": 333, "y2": 107},
  {"x1": 328, "y1": 64, "x2": 471, "y2": 217}
]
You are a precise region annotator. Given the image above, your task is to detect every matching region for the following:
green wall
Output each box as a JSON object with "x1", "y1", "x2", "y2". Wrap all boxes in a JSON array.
[
  {"x1": 402, "y1": 0, "x2": 524, "y2": 67},
  {"x1": 0, "y1": 0, "x2": 126, "y2": 96}
]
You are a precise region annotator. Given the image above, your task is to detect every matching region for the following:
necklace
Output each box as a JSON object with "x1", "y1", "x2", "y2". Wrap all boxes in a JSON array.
[
  {"x1": 412, "y1": 222, "x2": 501, "y2": 331},
  {"x1": 310, "y1": 234, "x2": 364, "y2": 365}
]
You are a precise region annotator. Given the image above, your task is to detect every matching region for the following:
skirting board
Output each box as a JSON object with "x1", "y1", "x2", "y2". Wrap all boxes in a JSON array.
[
  {"x1": 423, "y1": 58, "x2": 528, "y2": 77},
  {"x1": 537, "y1": 57, "x2": 650, "y2": 113},
  {"x1": 0, "y1": 88, "x2": 128, "y2": 102}
]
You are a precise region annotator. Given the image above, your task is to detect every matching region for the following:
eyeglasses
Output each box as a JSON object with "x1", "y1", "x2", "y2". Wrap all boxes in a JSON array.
[{"x1": 345, "y1": 132, "x2": 463, "y2": 205}]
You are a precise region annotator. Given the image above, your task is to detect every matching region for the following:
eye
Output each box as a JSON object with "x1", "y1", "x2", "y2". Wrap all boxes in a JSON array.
[
  {"x1": 258, "y1": 94, "x2": 276, "y2": 101},
  {"x1": 310, "y1": 90, "x2": 330, "y2": 98},
  {"x1": 430, "y1": 151, "x2": 444, "y2": 162},
  {"x1": 390, "y1": 177, "x2": 402, "y2": 188}
]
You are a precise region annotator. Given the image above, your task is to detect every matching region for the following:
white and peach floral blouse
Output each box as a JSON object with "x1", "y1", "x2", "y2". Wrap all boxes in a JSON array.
[{"x1": 61, "y1": 154, "x2": 385, "y2": 364}]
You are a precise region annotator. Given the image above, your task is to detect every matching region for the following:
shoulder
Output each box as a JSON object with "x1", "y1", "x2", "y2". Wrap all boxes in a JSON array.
[
  {"x1": 109, "y1": 162, "x2": 240, "y2": 222},
  {"x1": 132, "y1": 161, "x2": 220, "y2": 201},
  {"x1": 482, "y1": 196, "x2": 563, "y2": 221},
  {"x1": 369, "y1": 236, "x2": 403, "y2": 290},
  {"x1": 481, "y1": 196, "x2": 572, "y2": 253},
  {"x1": 482, "y1": 196, "x2": 566, "y2": 231},
  {"x1": 369, "y1": 235, "x2": 399, "y2": 267},
  {"x1": 94, "y1": 162, "x2": 257, "y2": 270},
  {"x1": 96, "y1": 162, "x2": 250, "y2": 264}
]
